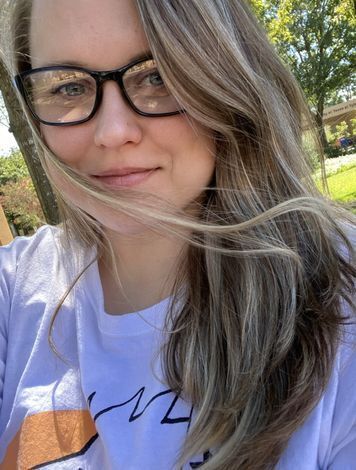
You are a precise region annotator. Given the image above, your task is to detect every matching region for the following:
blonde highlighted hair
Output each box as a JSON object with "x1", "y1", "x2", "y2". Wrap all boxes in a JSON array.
[{"x1": 1, "y1": 0, "x2": 355, "y2": 468}]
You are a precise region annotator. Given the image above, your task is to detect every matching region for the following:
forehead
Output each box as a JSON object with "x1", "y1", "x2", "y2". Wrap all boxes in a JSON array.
[{"x1": 30, "y1": 0, "x2": 149, "y2": 69}]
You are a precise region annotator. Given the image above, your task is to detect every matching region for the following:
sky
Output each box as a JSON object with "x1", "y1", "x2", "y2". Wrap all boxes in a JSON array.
[
  {"x1": 0, "y1": 122, "x2": 18, "y2": 156},
  {"x1": 0, "y1": 93, "x2": 19, "y2": 156}
]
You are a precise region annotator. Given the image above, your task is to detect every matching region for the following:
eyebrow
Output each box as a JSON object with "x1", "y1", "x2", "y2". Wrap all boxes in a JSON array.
[{"x1": 43, "y1": 51, "x2": 152, "y2": 69}]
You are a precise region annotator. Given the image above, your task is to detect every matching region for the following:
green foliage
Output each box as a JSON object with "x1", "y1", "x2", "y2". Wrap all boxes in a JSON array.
[
  {"x1": 324, "y1": 146, "x2": 342, "y2": 159},
  {"x1": 0, "y1": 176, "x2": 44, "y2": 233},
  {"x1": 0, "y1": 149, "x2": 30, "y2": 185},
  {"x1": 335, "y1": 121, "x2": 350, "y2": 138},
  {"x1": 350, "y1": 118, "x2": 356, "y2": 136},
  {"x1": 326, "y1": 121, "x2": 352, "y2": 144},
  {"x1": 249, "y1": 0, "x2": 355, "y2": 109},
  {"x1": 0, "y1": 149, "x2": 44, "y2": 233},
  {"x1": 327, "y1": 82, "x2": 356, "y2": 106},
  {"x1": 325, "y1": 125, "x2": 337, "y2": 145}
]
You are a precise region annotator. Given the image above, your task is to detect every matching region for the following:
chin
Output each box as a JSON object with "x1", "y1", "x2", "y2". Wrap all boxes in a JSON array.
[{"x1": 80, "y1": 203, "x2": 154, "y2": 238}]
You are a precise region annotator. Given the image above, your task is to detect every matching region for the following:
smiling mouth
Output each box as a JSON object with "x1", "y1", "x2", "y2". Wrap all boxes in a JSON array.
[{"x1": 92, "y1": 168, "x2": 159, "y2": 188}]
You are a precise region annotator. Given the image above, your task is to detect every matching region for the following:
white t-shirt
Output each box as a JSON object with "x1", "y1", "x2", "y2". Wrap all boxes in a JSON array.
[{"x1": 0, "y1": 226, "x2": 355, "y2": 469}]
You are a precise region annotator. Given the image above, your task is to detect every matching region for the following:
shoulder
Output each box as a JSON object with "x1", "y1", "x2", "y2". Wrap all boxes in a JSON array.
[
  {"x1": 0, "y1": 225, "x2": 60, "y2": 297},
  {"x1": 336, "y1": 221, "x2": 355, "y2": 260},
  {"x1": 0, "y1": 224, "x2": 94, "y2": 315},
  {"x1": 0, "y1": 224, "x2": 86, "y2": 333},
  {"x1": 0, "y1": 225, "x2": 62, "y2": 414},
  {"x1": 0, "y1": 224, "x2": 60, "y2": 265},
  {"x1": 322, "y1": 321, "x2": 356, "y2": 468},
  {"x1": 278, "y1": 321, "x2": 356, "y2": 469}
]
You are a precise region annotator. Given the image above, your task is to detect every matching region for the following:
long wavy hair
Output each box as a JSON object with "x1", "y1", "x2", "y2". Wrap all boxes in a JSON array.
[{"x1": 2, "y1": 0, "x2": 355, "y2": 468}]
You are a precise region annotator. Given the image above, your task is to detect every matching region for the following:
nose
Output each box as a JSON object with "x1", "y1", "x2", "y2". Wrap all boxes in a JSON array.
[{"x1": 93, "y1": 81, "x2": 143, "y2": 148}]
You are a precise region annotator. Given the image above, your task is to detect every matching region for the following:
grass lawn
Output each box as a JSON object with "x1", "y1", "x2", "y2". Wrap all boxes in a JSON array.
[
  {"x1": 323, "y1": 166, "x2": 356, "y2": 202},
  {"x1": 314, "y1": 155, "x2": 356, "y2": 212}
]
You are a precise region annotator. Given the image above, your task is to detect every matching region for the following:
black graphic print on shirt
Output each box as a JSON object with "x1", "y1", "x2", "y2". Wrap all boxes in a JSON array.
[
  {"x1": 88, "y1": 387, "x2": 191, "y2": 424},
  {"x1": 1, "y1": 387, "x2": 211, "y2": 469}
]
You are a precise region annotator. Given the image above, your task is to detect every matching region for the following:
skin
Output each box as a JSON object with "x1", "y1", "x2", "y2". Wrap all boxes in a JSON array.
[{"x1": 30, "y1": 0, "x2": 215, "y2": 314}]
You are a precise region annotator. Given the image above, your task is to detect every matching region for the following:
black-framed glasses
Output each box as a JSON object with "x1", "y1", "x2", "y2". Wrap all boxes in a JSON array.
[{"x1": 14, "y1": 57, "x2": 182, "y2": 126}]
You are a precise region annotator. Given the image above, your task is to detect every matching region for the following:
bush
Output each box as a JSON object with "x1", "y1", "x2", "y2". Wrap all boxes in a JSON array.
[
  {"x1": 0, "y1": 177, "x2": 44, "y2": 234},
  {"x1": 0, "y1": 149, "x2": 45, "y2": 234},
  {"x1": 324, "y1": 146, "x2": 342, "y2": 159},
  {"x1": 0, "y1": 149, "x2": 29, "y2": 185}
]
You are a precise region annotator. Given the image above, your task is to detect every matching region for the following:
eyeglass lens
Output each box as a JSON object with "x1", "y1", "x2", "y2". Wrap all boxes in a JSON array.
[{"x1": 22, "y1": 59, "x2": 179, "y2": 124}]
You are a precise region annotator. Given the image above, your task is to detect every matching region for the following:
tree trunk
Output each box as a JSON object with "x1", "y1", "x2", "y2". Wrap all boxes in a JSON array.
[
  {"x1": 316, "y1": 96, "x2": 329, "y2": 152},
  {"x1": 0, "y1": 60, "x2": 59, "y2": 225}
]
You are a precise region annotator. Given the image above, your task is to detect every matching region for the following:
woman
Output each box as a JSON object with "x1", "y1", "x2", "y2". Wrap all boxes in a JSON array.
[{"x1": 0, "y1": 0, "x2": 355, "y2": 468}]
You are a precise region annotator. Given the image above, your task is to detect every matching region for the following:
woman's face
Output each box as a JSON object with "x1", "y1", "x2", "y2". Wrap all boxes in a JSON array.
[{"x1": 30, "y1": 0, "x2": 215, "y2": 234}]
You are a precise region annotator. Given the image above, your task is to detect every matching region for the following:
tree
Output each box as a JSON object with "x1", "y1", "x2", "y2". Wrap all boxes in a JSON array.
[
  {"x1": 0, "y1": 0, "x2": 59, "y2": 224},
  {"x1": 0, "y1": 149, "x2": 29, "y2": 185},
  {"x1": 250, "y1": 0, "x2": 355, "y2": 150},
  {"x1": 0, "y1": 176, "x2": 45, "y2": 234},
  {"x1": 326, "y1": 121, "x2": 349, "y2": 144},
  {"x1": 0, "y1": 149, "x2": 45, "y2": 233}
]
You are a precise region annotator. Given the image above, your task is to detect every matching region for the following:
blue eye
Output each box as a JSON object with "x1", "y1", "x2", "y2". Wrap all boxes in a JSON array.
[
  {"x1": 54, "y1": 82, "x2": 86, "y2": 97},
  {"x1": 148, "y1": 72, "x2": 164, "y2": 87},
  {"x1": 134, "y1": 70, "x2": 165, "y2": 89}
]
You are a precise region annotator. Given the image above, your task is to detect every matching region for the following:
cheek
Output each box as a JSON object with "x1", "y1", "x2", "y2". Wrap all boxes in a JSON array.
[
  {"x1": 159, "y1": 115, "x2": 214, "y2": 156},
  {"x1": 40, "y1": 124, "x2": 90, "y2": 167},
  {"x1": 168, "y1": 121, "x2": 216, "y2": 187}
]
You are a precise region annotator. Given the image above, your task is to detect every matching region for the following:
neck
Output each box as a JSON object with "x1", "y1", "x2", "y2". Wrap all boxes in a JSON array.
[{"x1": 98, "y1": 228, "x2": 188, "y2": 315}]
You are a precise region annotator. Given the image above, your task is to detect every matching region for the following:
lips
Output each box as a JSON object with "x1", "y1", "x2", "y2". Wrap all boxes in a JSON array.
[{"x1": 91, "y1": 167, "x2": 159, "y2": 188}]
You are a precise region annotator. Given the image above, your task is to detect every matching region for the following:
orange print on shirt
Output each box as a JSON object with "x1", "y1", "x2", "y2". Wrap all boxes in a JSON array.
[{"x1": 0, "y1": 409, "x2": 97, "y2": 469}]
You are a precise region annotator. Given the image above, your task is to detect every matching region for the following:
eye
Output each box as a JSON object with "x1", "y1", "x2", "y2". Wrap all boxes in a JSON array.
[
  {"x1": 123, "y1": 62, "x2": 170, "y2": 98},
  {"x1": 147, "y1": 71, "x2": 164, "y2": 87},
  {"x1": 53, "y1": 82, "x2": 87, "y2": 97},
  {"x1": 134, "y1": 69, "x2": 165, "y2": 89}
]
